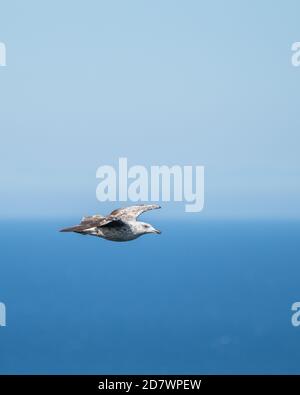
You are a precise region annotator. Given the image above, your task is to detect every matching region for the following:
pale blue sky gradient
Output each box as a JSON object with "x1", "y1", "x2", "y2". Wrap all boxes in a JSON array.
[{"x1": 0, "y1": 0, "x2": 299, "y2": 218}]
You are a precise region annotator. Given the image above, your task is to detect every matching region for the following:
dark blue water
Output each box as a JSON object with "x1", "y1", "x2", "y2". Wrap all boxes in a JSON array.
[{"x1": 0, "y1": 220, "x2": 300, "y2": 374}]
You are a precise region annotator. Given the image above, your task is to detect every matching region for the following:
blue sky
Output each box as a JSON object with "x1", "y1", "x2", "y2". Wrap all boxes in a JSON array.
[{"x1": 0, "y1": 0, "x2": 299, "y2": 218}]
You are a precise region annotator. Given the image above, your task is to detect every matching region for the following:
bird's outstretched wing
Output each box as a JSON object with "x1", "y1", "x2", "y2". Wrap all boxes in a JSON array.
[
  {"x1": 60, "y1": 216, "x2": 124, "y2": 233},
  {"x1": 110, "y1": 204, "x2": 161, "y2": 221},
  {"x1": 80, "y1": 214, "x2": 104, "y2": 225}
]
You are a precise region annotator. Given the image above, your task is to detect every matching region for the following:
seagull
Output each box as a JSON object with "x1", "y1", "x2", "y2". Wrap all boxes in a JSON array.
[{"x1": 60, "y1": 204, "x2": 161, "y2": 242}]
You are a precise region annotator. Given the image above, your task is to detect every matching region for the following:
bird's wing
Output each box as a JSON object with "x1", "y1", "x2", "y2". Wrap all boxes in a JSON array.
[
  {"x1": 60, "y1": 216, "x2": 124, "y2": 232},
  {"x1": 80, "y1": 214, "x2": 104, "y2": 224},
  {"x1": 97, "y1": 216, "x2": 125, "y2": 227},
  {"x1": 80, "y1": 214, "x2": 123, "y2": 227},
  {"x1": 110, "y1": 204, "x2": 161, "y2": 221}
]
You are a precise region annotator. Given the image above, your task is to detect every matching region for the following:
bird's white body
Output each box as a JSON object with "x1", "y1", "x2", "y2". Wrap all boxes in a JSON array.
[{"x1": 85, "y1": 220, "x2": 159, "y2": 242}]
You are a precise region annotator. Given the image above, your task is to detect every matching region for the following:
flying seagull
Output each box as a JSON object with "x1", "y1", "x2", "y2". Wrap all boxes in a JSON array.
[{"x1": 60, "y1": 204, "x2": 161, "y2": 242}]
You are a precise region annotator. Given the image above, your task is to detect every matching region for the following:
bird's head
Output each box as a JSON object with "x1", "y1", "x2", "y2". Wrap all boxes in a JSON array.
[{"x1": 136, "y1": 221, "x2": 161, "y2": 236}]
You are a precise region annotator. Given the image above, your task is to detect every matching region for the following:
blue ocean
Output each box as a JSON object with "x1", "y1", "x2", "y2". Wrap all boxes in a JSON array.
[{"x1": 0, "y1": 219, "x2": 300, "y2": 374}]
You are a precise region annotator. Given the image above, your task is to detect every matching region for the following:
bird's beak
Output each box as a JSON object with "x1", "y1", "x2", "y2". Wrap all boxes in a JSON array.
[{"x1": 153, "y1": 228, "x2": 161, "y2": 234}]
